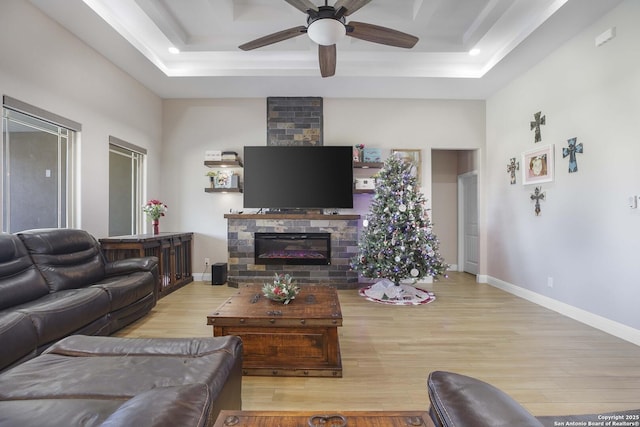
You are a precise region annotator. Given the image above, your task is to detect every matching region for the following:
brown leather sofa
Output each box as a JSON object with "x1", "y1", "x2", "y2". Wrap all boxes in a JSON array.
[
  {"x1": 427, "y1": 371, "x2": 639, "y2": 427},
  {"x1": 0, "y1": 335, "x2": 243, "y2": 427},
  {"x1": 0, "y1": 228, "x2": 158, "y2": 372}
]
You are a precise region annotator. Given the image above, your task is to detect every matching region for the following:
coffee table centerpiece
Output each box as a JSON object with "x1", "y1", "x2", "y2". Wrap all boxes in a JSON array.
[{"x1": 262, "y1": 273, "x2": 299, "y2": 304}]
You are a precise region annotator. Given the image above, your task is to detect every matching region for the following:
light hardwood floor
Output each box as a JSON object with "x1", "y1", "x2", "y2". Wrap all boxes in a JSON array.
[{"x1": 115, "y1": 272, "x2": 640, "y2": 416}]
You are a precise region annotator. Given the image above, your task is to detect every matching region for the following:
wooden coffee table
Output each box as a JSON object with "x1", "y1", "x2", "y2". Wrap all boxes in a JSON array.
[
  {"x1": 207, "y1": 284, "x2": 342, "y2": 377},
  {"x1": 213, "y1": 410, "x2": 435, "y2": 427}
]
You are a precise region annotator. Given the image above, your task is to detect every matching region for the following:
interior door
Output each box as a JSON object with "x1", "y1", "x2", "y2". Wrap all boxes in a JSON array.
[{"x1": 458, "y1": 172, "x2": 479, "y2": 274}]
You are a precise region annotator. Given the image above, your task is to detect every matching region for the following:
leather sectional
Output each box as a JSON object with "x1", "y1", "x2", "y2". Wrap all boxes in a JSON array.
[
  {"x1": 0, "y1": 228, "x2": 158, "y2": 372},
  {"x1": 427, "y1": 370, "x2": 639, "y2": 427},
  {"x1": 0, "y1": 228, "x2": 243, "y2": 426}
]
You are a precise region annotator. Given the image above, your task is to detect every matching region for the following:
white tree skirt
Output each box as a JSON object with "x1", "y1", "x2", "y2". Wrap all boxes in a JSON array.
[{"x1": 359, "y1": 279, "x2": 436, "y2": 306}]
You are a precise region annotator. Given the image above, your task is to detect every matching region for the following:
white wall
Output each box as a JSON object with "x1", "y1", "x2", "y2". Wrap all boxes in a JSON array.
[
  {"x1": 486, "y1": 0, "x2": 640, "y2": 335},
  {"x1": 0, "y1": 0, "x2": 162, "y2": 238},
  {"x1": 162, "y1": 98, "x2": 485, "y2": 274},
  {"x1": 161, "y1": 99, "x2": 265, "y2": 273}
]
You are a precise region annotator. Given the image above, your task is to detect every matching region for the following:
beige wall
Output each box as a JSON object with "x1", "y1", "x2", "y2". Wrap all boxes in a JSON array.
[
  {"x1": 486, "y1": 0, "x2": 640, "y2": 333},
  {"x1": 161, "y1": 98, "x2": 486, "y2": 273},
  {"x1": 0, "y1": 0, "x2": 162, "y2": 238},
  {"x1": 431, "y1": 150, "x2": 460, "y2": 265}
]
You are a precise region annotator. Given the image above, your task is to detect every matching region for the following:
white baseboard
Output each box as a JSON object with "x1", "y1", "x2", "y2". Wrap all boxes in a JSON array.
[
  {"x1": 487, "y1": 276, "x2": 640, "y2": 347},
  {"x1": 195, "y1": 273, "x2": 211, "y2": 282}
]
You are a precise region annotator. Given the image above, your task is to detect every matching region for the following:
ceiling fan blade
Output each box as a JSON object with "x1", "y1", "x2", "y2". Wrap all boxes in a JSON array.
[
  {"x1": 239, "y1": 26, "x2": 307, "y2": 51},
  {"x1": 318, "y1": 44, "x2": 336, "y2": 78},
  {"x1": 347, "y1": 21, "x2": 419, "y2": 49},
  {"x1": 333, "y1": 0, "x2": 372, "y2": 16},
  {"x1": 284, "y1": 0, "x2": 318, "y2": 14}
]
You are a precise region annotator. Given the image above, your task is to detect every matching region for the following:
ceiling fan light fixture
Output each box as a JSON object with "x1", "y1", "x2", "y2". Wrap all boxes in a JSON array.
[{"x1": 307, "y1": 18, "x2": 346, "y2": 46}]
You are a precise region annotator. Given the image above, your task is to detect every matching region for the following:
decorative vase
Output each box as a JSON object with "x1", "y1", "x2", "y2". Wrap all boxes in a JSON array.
[{"x1": 152, "y1": 219, "x2": 160, "y2": 235}]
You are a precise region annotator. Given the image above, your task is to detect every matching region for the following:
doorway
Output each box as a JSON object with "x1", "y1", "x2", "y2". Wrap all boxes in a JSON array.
[{"x1": 430, "y1": 149, "x2": 478, "y2": 275}]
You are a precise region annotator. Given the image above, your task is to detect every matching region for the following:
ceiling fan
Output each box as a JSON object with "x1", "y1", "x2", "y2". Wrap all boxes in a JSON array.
[{"x1": 238, "y1": 0, "x2": 419, "y2": 78}]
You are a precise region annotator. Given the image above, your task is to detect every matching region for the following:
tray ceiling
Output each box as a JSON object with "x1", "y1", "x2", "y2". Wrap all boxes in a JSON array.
[{"x1": 29, "y1": 0, "x2": 623, "y2": 98}]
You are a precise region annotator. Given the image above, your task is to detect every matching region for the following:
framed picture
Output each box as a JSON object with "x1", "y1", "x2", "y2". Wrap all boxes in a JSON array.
[
  {"x1": 391, "y1": 149, "x2": 421, "y2": 184},
  {"x1": 522, "y1": 144, "x2": 554, "y2": 185},
  {"x1": 363, "y1": 148, "x2": 382, "y2": 162},
  {"x1": 214, "y1": 170, "x2": 233, "y2": 188}
]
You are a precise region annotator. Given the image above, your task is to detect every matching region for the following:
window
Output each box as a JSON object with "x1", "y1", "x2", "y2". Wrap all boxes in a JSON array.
[
  {"x1": 2, "y1": 97, "x2": 79, "y2": 233},
  {"x1": 109, "y1": 136, "x2": 146, "y2": 236}
]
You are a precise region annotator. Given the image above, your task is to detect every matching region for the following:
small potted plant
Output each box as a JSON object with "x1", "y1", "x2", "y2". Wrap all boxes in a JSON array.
[
  {"x1": 205, "y1": 171, "x2": 218, "y2": 188},
  {"x1": 262, "y1": 273, "x2": 300, "y2": 304}
]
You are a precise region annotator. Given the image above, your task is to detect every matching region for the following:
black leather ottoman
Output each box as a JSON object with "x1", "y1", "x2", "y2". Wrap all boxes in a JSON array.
[{"x1": 0, "y1": 335, "x2": 243, "y2": 427}]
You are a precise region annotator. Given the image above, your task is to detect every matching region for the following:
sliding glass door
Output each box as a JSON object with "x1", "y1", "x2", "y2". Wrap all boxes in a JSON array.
[
  {"x1": 109, "y1": 138, "x2": 145, "y2": 236},
  {"x1": 2, "y1": 108, "x2": 75, "y2": 233}
]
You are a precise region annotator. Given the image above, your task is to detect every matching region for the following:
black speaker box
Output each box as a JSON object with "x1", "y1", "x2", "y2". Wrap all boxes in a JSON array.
[{"x1": 212, "y1": 263, "x2": 227, "y2": 285}]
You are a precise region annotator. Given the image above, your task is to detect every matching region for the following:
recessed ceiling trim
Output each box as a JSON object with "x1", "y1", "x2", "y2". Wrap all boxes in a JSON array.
[
  {"x1": 135, "y1": 0, "x2": 189, "y2": 48},
  {"x1": 82, "y1": 0, "x2": 173, "y2": 74},
  {"x1": 476, "y1": 0, "x2": 569, "y2": 75},
  {"x1": 73, "y1": 0, "x2": 613, "y2": 82}
]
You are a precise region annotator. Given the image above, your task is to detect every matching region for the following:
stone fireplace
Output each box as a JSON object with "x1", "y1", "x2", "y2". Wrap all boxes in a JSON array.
[{"x1": 224, "y1": 213, "x2": 360, "y2": 287}]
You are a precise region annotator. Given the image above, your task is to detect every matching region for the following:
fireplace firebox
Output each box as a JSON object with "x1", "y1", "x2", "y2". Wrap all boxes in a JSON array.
[{"x1": 254, "y1": 232, "x2": 331, "y2": 265}]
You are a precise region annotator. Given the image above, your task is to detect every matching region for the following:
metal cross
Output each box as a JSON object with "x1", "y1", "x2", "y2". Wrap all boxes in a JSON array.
[
  {"x1": 530, "y1": 111, "x2": 546, "y2": 143},
  {"x1": 562, "y1": 137, "x2": 583, "y2": 173},
  {"x1": 530, "y1": 186, "x2": 545, "y2": 216},
  {"x1": 506, "y1": 157, "x2": 519, "y2": 185}
]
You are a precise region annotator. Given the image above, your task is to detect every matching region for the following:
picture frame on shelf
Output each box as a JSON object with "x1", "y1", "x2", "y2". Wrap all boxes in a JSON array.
[
  {"x1": 363, "y1": 148, "x2": 382, "y2": 162},
  {"x1": 391, "y1": 149, "x2": 421, "y2": 184},
  {"x1": 522, "y1": 144, "x2": 554, "y2": 185},
  {"x1": 214, "y1": 170, "x2": 233, "y2": 188}
]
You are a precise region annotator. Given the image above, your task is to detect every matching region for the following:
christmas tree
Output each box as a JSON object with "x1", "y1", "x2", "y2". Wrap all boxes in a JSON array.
[{"x1": 351, "y1": 155, "x2": 447, "y2": 286}]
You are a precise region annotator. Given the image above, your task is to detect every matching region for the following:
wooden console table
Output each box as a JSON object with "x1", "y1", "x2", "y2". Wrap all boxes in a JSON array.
[{"x1": 100, "y1": 232, "x2": 193, "y2": 299}]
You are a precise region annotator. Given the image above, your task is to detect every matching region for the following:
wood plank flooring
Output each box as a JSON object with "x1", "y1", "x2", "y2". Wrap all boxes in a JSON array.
[{"x1": 114, "y1": 272, "x2": 640, "y2": 416}]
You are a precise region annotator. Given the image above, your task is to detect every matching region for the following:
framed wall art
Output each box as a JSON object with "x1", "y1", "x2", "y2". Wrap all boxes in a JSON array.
[
  {"x1": 522, "y1": 144, "x2": 554, "y2": 185},
  {"x1": 391, "y1": 149, "x2": 421, "y2": 184}
]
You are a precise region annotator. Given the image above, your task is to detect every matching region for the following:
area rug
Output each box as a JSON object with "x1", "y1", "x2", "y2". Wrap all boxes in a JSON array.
[{"x1": 359, "y1": 279, "x2": 436, "y2": 306}]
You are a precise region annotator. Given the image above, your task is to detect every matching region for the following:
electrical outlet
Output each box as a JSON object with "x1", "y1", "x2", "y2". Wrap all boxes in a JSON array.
[
  {"x1": 204, "y1": 258, "x2": 210, "y2": 266},
  {"x1": 547, "y1": 277, "x2": 554, "y2": 288}
]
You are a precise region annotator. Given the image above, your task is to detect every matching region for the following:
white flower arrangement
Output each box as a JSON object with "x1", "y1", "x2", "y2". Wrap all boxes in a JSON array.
[{"x1": 262, "y1": 273, "x2": 299, "y2": 304}]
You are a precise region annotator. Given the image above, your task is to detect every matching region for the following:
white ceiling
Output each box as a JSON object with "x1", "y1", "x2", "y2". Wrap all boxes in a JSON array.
[{"x1": 29, "y1": 0, "x2": 622, "y2": 99}]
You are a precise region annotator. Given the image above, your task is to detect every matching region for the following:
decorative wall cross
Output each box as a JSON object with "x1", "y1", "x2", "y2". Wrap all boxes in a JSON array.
[
  {"x1": 562, "y1": 137, "x2": 583, "y2": 173},
  {"x1": 530, "y1": 111, "x2": 546, "y2": 143},
  {"x1": 506, "y1": 157, "x2": 519, "y2": 185},
  {"x1": 530, "y1": 186, "x2": 545, "y2": 216}
]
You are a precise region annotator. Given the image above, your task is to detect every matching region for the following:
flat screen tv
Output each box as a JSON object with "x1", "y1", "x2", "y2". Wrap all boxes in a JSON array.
[{"x1": 243, "y1": 146, "x2": 353, "y2": 210}]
